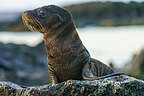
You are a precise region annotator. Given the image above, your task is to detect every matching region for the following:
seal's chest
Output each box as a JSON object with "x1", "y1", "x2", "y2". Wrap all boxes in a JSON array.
[{"x1": 54, "y1": 63, "x2": 83, "y2": 82}]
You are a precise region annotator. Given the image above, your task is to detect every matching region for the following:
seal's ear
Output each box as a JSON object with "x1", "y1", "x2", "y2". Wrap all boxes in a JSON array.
[
  {"x1": 49, "y1": 14, "x2": 64, "y2": 28},
  {"x1": 53, "y1": 14, "x2": 64, "y2": 23},
  {"x1": 57, "y1": 14, "x2": 64, "y2": 23}
]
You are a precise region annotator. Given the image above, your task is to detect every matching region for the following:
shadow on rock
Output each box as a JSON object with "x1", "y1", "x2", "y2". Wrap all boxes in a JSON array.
[{"x1": 0, "y1": 42, "x2": 50, "y2": 86}]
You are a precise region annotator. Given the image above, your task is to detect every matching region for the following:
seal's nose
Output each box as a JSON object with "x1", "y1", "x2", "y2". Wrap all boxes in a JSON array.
[{"x1": 23, "y1": 11, "x2": 33, "y2": 19}]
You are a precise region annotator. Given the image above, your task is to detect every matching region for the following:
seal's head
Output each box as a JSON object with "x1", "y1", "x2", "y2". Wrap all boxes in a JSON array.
[{"x1": 22, "y1": 5, "x2": 73, "y2": 33}]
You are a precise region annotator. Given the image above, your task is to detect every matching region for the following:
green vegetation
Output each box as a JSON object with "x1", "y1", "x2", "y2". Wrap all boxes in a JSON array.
[
  {"x1": 3, "y1": 1, "x2": 144, "y2": 31},
  {"x1": 65, "y1": 1, "x2": 144, "y2": 27},
  {"x1": 3, "y1": 17, "x2": 29, "y2": 32},
  {"x1": 132, "y1": 74, "x2": 144, "y2": 80}
]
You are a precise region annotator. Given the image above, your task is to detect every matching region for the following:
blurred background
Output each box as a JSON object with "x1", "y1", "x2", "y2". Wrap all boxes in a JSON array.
[{"x1": 0, "y1": 0, "x2": 144, "y2": 86}]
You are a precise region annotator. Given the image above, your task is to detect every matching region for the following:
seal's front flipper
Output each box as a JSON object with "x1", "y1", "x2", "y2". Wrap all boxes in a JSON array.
[{"x1": 48, "y1": 65, "x2": 58, "y2": 86}]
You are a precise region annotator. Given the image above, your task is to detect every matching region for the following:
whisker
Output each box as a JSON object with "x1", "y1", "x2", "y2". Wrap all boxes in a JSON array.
[{"x1": 31, "y1": 15, "x2": 43, "y2": 31}]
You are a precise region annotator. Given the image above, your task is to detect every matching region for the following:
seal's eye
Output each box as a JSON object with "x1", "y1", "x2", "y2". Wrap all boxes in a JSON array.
[
  {"x1": 38, "y1": 9, "x2": 47, "y2": 18},
  {"x1": 40, "y1": 10, "x2": 44, "y2": 14}
]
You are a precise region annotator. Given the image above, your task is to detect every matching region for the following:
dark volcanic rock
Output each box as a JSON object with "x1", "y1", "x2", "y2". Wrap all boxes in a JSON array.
[
  {"x1": 0, "y1": 42, "x2": 50, "y2": 86},
  {"x1": 0, "y1": 75, "x2": 144, "y2": 96}
]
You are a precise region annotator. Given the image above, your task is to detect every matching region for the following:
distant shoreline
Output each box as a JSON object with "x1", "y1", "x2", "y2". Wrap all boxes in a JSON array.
[{"x1": 1, "y1": 1, "x2": 144, "y2": 32}]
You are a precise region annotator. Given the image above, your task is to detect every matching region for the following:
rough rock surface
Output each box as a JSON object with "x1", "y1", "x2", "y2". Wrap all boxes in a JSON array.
[
  {"x1": 0, "y1": 75, "x2": 144, "y2": 96},
  {"x1": 0, "y1": 42, "x2": 50, "y2": 86}
]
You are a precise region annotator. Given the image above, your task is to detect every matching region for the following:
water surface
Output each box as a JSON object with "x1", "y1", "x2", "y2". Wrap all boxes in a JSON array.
[{"x1": 0, "y1": 26, "x2": 144, "y2": 68}]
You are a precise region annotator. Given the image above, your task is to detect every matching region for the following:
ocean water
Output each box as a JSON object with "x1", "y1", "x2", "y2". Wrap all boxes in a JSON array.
[{"x1": 0, "y1": 26, "x2": 144, "y2": 68}]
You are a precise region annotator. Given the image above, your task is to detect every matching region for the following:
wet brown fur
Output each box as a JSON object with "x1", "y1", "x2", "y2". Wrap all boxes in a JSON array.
[{"x1": 22, "y1": 5, "x2": 123, "y2": 86}]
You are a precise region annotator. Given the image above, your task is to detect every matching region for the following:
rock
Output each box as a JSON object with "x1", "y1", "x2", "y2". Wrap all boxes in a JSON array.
[
  {"x1": 0, "y1": 75, "x2": 144, "y2": 96},
  {"x1": 0, "y1": 42, "x2": 50, "y2": 86}
]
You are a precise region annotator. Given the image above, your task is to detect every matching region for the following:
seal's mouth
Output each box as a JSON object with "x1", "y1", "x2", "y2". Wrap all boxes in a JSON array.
[{"x1": 22, "y1": 11, "x2": 43, "y2": 33}]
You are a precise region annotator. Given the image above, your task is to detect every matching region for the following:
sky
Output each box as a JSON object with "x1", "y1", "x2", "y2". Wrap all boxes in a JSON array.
[{"x1": 1, "y1": 0, "x2": 144, "y2": 12}]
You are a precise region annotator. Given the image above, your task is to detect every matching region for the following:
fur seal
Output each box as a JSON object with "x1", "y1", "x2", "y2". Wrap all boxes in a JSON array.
[{"x1": 22, "y1": 5, "x2": 124, "y2": 86}]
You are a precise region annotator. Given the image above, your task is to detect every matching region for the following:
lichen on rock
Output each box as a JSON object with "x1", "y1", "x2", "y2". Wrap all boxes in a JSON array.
[{"x1": 0, "y1": 75, "x2": 144, "y2": 96}]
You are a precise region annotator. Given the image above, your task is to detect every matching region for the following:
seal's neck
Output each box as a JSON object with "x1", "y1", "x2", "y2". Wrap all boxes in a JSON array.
[
  {"x1": 43, "y1": 21, "x2": 76, "y2": 43},
  {"x1": 43, "y1": 21, "x2": 81, "y2": 57}
]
